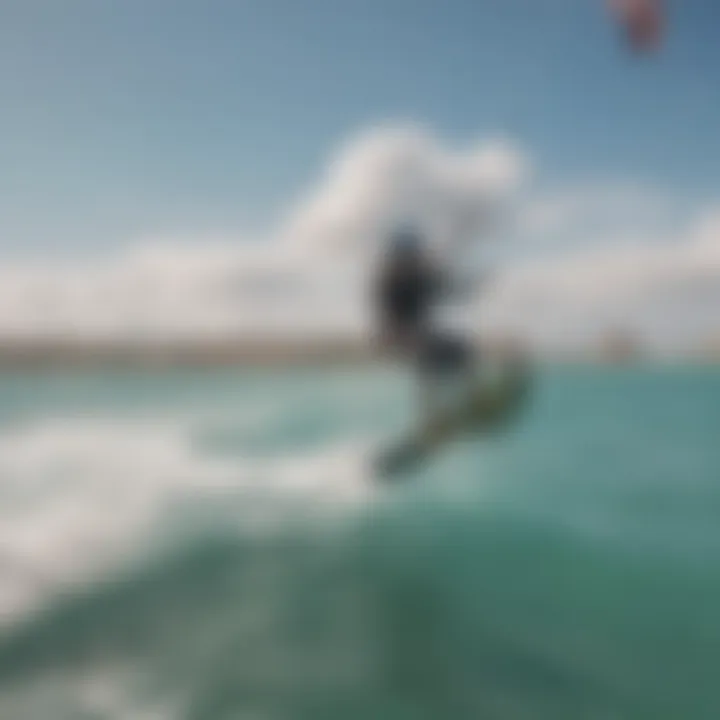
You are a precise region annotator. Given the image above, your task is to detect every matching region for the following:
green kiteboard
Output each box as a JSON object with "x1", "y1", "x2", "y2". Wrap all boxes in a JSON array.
[{"x1": 374, "y1": 353, "x2": 532, "y2": 481}]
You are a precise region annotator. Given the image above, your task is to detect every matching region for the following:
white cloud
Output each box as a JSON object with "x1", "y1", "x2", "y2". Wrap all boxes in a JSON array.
[
  {"x1": 0, "y1": 122, "x2": 718, "y2": 351},
  {"x1": 515, "y1": 183, "x2": 688, "y2": 255},
  {"x1": 481, "y1": 208, "x2": 720, "y2": 350},
  {"x1": 281, "y1": 124, "x2": 528, "y2": 259},
  {"x1": 0, "y1": 124, "x2": 527, "y2": 342}
]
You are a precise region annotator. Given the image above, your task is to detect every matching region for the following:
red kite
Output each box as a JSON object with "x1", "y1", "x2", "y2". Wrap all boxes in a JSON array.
[{"x1": 609, "y1": 0, "x2": 665, "y2": 52}]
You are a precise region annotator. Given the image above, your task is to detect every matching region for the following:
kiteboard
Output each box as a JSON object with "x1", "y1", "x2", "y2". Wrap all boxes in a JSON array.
[{"x1": 374, "y1": 352, "x2": 532, "y2": 481}]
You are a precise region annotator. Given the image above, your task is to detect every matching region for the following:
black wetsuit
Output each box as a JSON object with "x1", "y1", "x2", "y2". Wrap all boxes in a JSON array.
[
  {"x1": 376, "y1": 260, "x2": 440, "y2": 337},
  {"x1": 374, "y1": 257, "x2": 472, "y2": 376}
]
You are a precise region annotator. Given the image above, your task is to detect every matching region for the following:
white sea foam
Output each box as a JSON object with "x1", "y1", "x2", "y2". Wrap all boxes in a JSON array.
[
  {"x1": 0, "y1": 663, "x2": 185, "y2": 720},
  {"x1": 0, "y1": 409, "x2": 376, "y2": 624}
]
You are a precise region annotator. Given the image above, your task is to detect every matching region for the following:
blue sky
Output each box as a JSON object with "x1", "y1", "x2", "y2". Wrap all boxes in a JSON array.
[{"x1": 2, "y1": 0, "x2": 720, "y2": 258}]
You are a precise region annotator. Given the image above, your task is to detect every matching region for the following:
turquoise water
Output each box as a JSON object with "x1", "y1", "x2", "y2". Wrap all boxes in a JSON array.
[{"x1": 0, "y1": 366, "x2": 718, "y2": 719}]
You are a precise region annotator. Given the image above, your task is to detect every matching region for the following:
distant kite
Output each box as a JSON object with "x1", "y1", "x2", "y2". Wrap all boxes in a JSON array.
[{"x1": 609, "y1": 0, "x2": 665, "y2": 52}]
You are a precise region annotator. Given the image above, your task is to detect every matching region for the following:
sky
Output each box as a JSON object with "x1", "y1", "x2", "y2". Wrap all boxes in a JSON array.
[{"x1": 2, "y1": 0, "x2": 720, "y2": 350}]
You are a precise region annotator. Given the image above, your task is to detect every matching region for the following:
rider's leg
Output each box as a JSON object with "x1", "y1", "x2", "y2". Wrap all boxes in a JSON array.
[{"x1": 415, "y1": 332, "x2": 475, "y2": 427}]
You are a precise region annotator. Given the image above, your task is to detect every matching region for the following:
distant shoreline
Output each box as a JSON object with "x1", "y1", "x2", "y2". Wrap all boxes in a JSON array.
[
  {"x1": 0, "y1": 338, "x2": 379, "y2": 371},
  {"x1": 0, "y1": 337, "x2": 713, "y2": 371}
]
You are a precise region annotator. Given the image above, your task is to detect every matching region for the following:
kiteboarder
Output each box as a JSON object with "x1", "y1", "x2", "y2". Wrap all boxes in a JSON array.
[{"x1": 372, "y1": 226, "x2": 477, "y2": 426}]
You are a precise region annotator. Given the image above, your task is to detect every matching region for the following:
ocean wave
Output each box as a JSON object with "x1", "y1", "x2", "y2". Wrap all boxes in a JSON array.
[
  {"x1": 0, "y1": 368, "x2": 718, "y2": 719},
  {"x1": 0, "y1": 407, "x2": 378, "y2": 630}
]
